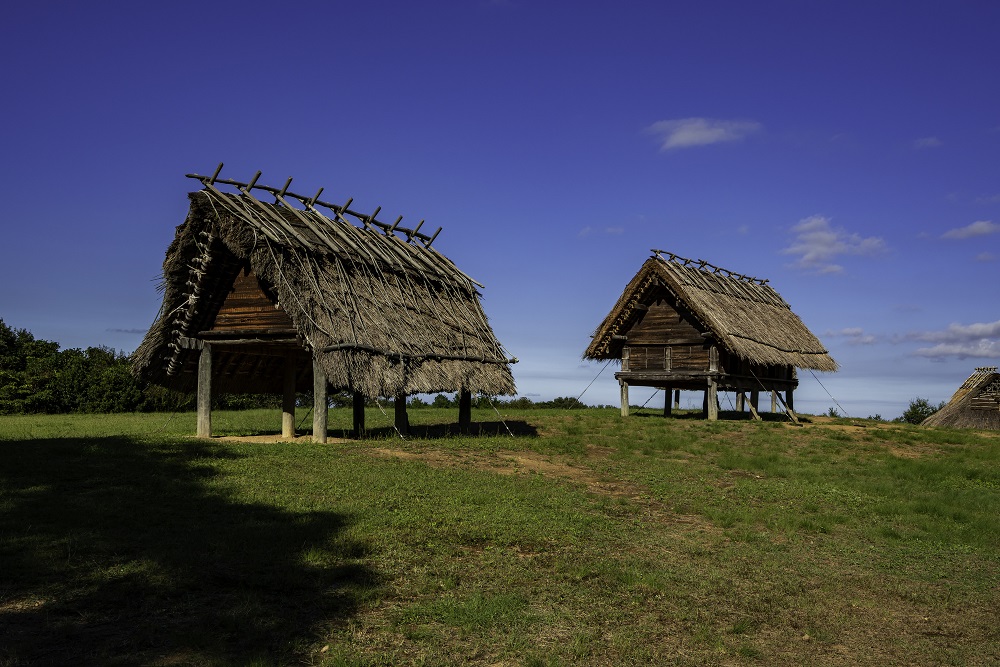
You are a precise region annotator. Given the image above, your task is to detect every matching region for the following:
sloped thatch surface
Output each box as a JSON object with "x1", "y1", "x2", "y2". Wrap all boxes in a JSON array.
[
  {"x1": 585, "y1": 253, "x2": 837, "y2": 371},
  {"x1": 922, "y1": 367, "x2": 1000, "y2": 429},
  {"x1": 133, "y1": 188, "x2": 515, "y2": 398}
]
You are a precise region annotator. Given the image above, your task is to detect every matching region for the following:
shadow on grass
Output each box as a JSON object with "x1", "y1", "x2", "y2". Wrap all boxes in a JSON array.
[
  {"x1": 0, "y1": 437, "x2": 378, "y2": 666},
  {"x1": 627, "y1": 409, "x2": 800, "y2": 423}
]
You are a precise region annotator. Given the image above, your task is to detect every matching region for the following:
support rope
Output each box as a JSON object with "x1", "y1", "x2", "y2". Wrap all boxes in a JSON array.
[
  {"x1": 808, "y1": 369, "x2": 850, "y2": 418},
  {"x1": 577, "y1": 359, "x2": 613, "y2": 403},
  {"x1": 374, "y1": 397, "x2": 407, "y2": 440},
  {"x1": 485, "y1": 395, "x2": 515, "y2": 437}
]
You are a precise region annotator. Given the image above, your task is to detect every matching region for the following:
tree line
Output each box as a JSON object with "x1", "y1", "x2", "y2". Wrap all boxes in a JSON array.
[
  {"x1": 0, "y1": 319, "x2": 591, "y2": 415},
  {"x1": 0, "y1": 319, "x2": 177, "y2": 414}
]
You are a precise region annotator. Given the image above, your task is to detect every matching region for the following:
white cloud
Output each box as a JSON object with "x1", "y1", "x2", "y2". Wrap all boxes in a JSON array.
[
  {"x1": 825, "y1": 327, "x2": 877, "y2": 345},
  {"x1": 646, "y1": 117, "x2": 762, "y2": 151},
  {"x1": 915, "y1": 340, "x2": 1000, "y2": 360},
  {"x1": 975, "y1": 252, "x2": 996, "y2": 262},
  {"x1": 781, "y1": 215, "x2": 886, "y2": 274},
  {"x1": 905, "y1": 320, "x2": 1000, "y2": 360},
  {"x1": 909, "y1": 320, "x2": 1000, "y2": 344},
  {"x1": 913, "y1": 136, "x2": 943, "y2": 149},
  {"x1": 941, "y1": 220, "x2": 1000, "y2": 239},
  {"x1": 605, "y1": 226, "x2": 625, "y2": 235}
]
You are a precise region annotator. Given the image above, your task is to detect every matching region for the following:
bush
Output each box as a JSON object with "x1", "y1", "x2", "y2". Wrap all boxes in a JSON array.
[{"x1": 897, "y1": 397, "x2": 945, "y2": 424}]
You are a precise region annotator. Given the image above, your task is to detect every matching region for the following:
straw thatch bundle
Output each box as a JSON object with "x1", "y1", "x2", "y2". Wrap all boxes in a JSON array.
[
  {"x1": 922, "y1": 367, "x2": 1000, "y2": 430},
  {"x1": 133, "y1": 187, "x2": 515, "y2": 398},
  {"x1": 584, "y1": 253, "x2": 837, "y2": 371}
]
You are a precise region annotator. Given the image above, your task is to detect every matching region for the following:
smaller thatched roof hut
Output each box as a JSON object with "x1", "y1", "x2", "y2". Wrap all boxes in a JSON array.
[
  {"x1": 585, "y1": 250, "x2": 835, "y2": 421},
  {"x1": 922, "y1": 367, "x2": 1000, "y2": 430}
]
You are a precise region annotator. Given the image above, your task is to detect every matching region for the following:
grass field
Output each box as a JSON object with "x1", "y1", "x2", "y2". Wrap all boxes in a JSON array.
[{"x1": 1, "y1": 407, "x2": 998, "y2": 666}]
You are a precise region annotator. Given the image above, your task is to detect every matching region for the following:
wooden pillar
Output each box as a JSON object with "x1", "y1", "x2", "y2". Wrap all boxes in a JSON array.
[
  {"x1": 750, "y1": 390, "x2": 759, "y2": 413},
  {"x1": 706, "y1": 379, "x2": 718, "y2": 421},
  {"x1": 312, "y1": 357, "x2": 327, "y2": 444},
  {"x1": 674, "y1": 389, "x2": 680, "y2": 410},
  {"x1": 196, "y1": 343, "x2": 212, "y2": 438},
  {"x1": 663, "y1": 386, "x2": 672, "y2": 417},
  {"x1": 707, "y1": 345, "x2": 719, "y2": 421},
  {"x1": 458, "y1": 389, "x2": 472, "y2": 432},
  {"x1": 282, "y1": 353, "x2": 296, "y2": 438},
  {"x1": 352, "y1": 391, "x2": 365, "y2": 438},
  {"x1": 771, "y1": 390, "x2": 778, "y2": 413},
  {"x1": 786, "y1": 389, "x2": 794, "y2": 412},
  {"x1": 620, "y1": 381, "x2": 630, "y2": 417},
  {"x1": 395, "y1": 393, "x2": 409, "y2": 435},
  {"x1": 736, "y1": 392, "x2": 745, "y2": 412}
]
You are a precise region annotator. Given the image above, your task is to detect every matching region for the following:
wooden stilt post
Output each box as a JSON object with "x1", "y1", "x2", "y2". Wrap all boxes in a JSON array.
[
  {"x1": 395, "y1": 393, "x2": 409, "y2": 435},
  {"x1": 197, "y1": 343, "x2": 212, "y2": 438},
  {"x1": 750, "y1": 390, "x2": 760, "y2": 414},
  {"x1": 312, "y1": 357, "x2": 327, "y2": 443},
  {"x1": 620, "y1": 381, "x2": 630, "y2": 417},
  {"x1": 674, "y1": 389, "x2": 681, "y2": 409},
  {"x1": 707, "y1": 379, "x2": 718, "y2": 421},
  {"x1": 458, "y1": 389, "x2": 472, "y2": 433},
  {"x1": 736, "y1": 392, "x2": 745, "y2": 412},
  {"x1": 786, "y1": 389, "x2": 794, "y2": 412},
  {"x1": 352, "y1": 391, "x2": 365, "y2": 438},
  {"x1": 771, "y1": 390, "x2": 778, "y2": 413},
  {"x1": 663, "y1": 386, "x2": 672, "y2": 417},
  {"x1": 282, "y1": 353, "x2": 296, "y2": 438}
]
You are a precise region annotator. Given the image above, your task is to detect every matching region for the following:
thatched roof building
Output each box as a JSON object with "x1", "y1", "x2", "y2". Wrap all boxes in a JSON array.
[
  {"x1": 133, "y1": 165, "x2": 515, "y2": 440},
  {"x1": 584, "y1": 250, "x2": 836, "y2": 421},
  {"x1": 922, "y1": 367, "x2": 1000, "y2": 430}
]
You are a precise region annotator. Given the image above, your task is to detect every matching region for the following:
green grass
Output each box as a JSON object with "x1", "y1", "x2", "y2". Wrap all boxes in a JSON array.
[{"x1": 1, "y1": 408, "x2": 998, "y2": 665}]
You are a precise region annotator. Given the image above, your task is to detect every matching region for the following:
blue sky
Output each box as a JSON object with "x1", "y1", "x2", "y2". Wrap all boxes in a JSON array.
[{"x1": 2, "y1": 1, "x2": 997, "y2": 419}]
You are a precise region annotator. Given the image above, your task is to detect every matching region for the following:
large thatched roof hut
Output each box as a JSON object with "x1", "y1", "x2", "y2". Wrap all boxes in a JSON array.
[
  {"x1": 584, "y1": 250, "x2": 836, "y2": 421},
  {"x1": 133, "y1": 165, "x2": 515, "y2": 440},
  {"x1": 922, "y1": 367, "x2": 1000, "y2": 430}
]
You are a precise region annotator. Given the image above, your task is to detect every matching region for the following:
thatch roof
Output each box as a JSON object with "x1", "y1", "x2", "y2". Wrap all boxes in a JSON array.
[
  {"x1": 133, "y1": 171, "x2": 515, "y2": 398},
  {"x1": 922, "y1": 367, "x2": 1000, "y2": 429},
  {"x1": 584, "y1": 251, "x2": 837, "y2": 371}
]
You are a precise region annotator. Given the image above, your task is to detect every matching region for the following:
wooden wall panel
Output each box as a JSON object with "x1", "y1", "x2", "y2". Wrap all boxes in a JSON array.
[
  {"x1": 625, "y1": 299, "x2": 703, "y2": 344},
  {"x1": 209, "y1": 269, "x2": 295, "y2": 332},
  {"x1": 671, "y1": 345, "x2": 710, "y2": 370}
]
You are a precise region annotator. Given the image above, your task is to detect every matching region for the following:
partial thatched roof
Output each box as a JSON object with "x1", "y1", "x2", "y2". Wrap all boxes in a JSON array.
[
  {"x1": 922, "y1": 367, "x2": 1000, "y2": 429},
  {"x1": 584, "y1": 250, "x2": 837, "y2": 371},
  {"x1": 133, "y1": 170, "x2": 515, "y2": 398}
]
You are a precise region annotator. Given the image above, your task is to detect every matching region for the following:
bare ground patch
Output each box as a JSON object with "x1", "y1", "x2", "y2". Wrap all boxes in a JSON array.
[{"x1": 365, "y1": 445, "x2": 706, "y2": 528}]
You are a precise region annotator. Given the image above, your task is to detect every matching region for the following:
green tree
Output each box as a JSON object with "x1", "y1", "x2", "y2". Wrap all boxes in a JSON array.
[
  {"x1": 432, "y1": 393, "x2": 454, "y2": 408},
  {"x1": 0, "y1": 319, "x2": 61, "y2": 414},
  {"x1": 898, "y1": 397, "x2": 945, "y2": 424}
]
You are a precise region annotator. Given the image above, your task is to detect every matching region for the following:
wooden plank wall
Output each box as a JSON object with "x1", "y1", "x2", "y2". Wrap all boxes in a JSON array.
[
  {"x1": 623, "y1": 299, "x2": 708, "y2": 371},
  {"x1": 209, "y1": 269, "x2": 295, "y2": 332}
]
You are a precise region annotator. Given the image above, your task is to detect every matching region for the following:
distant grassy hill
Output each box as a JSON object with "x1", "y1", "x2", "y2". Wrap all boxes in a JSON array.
[{"x1": 1, "y1": 408, "x2": 998, "y2": 666}]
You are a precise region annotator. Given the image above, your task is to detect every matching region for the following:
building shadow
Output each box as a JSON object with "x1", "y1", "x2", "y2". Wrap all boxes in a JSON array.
[
  {"x1": 631, "y1": 409, "x2": 799, "y2": 423},
  {"x1": 325, "y1": 419, "x2": 538, "y2": 440},
  {"x1": 0, "y1": 436, "x2": 379, "y2": 666}
]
